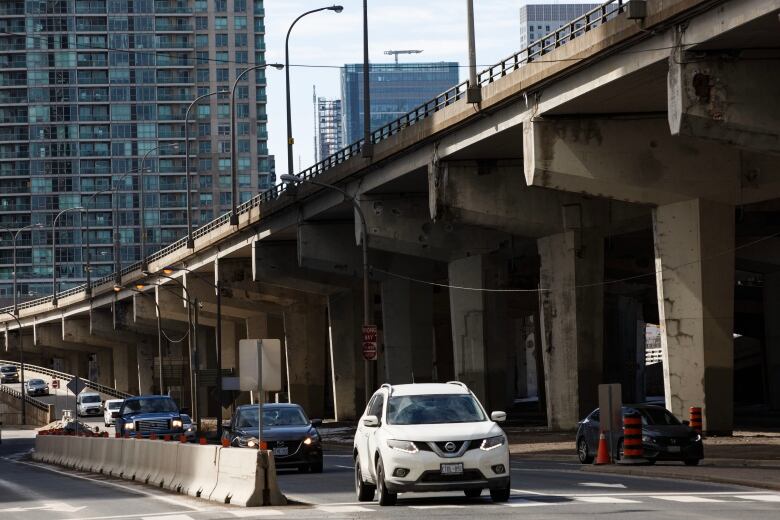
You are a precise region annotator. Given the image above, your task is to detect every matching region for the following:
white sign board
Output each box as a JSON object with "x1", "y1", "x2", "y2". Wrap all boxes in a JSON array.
[{"x1": 239, "y1": 339, "x2": 282, "y2": 392}]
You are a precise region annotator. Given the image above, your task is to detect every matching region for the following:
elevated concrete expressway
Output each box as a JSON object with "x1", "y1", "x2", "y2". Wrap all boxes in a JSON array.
[{"x1": 1, "y1": 0, "x2": 778, "y2": 432}]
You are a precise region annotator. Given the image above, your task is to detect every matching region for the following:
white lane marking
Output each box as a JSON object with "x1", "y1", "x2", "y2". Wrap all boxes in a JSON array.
[
  {"x1": 141, "y1": 516, "x2": 194, "y2": 520},
  {"x1": 579, "y1": 482, "x2": 627, "y2": 488},
  {"x1": 317, "y1": 505, "x2": 373, "y2": 513},
  {"x1": 511, "y1": 488, "x2": 548, "y2": 496},
  {"x1": 733, "y1": 495, "x2": 780, "y2": 502},
  {"x1": 575, "y1": 496, "x2": 640, "y2": 504},
  {"x1": 51, "y1": 511, "x2": 207, "y2": 520},
  {"x1": 506, "y1": 499, "x2": 552, "y2": 508},
  {"x1": 0, "y1": 503, "x2": 86, "y2": 513},
  {"x1": 333, "y1": 465, "x2": 354, "y2": 470},
  {"x1": 652, "y1": 495, "x2": 724, "y2": 503},
  {"x1": 8, "y1": 458, "x2": 203, "y2": 511},
  {"x1": 410, "y1": 505, "x2": 466, "y2": 509},
  {"x1": 229, "y1": 510, "x2": 284, "y2": 517}
]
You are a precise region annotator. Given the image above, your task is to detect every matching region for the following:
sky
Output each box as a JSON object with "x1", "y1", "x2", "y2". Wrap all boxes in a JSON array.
[{"x1": 264, "y1": 0, "x2": 573, "y2": 177}]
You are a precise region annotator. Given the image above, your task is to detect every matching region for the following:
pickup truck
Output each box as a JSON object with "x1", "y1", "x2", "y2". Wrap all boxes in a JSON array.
[{"x1": 115, "y1": 395, "x2": 186, "y2": 438}]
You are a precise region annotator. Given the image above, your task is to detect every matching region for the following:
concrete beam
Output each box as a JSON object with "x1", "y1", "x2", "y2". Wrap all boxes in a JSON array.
[
  {"x1": 523, "y1": 117, "x2": 741, "y2": 205},
  {"x1": 254, "y1": 240, "x2": 352, "y2": 295},
  {"x1": 669, "y1": 52, "x2": 780, "y2": 155}
]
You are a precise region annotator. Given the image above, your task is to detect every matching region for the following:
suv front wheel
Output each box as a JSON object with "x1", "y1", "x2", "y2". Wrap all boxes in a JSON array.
[
  {"x1": 355, "y1": 459, "x2": 375, "y2": 502},
  {"x1": 490, "y1": 478, "x2": 511, "y2": 502},
  {"x1": 376, "y1": 459, "x2": 397, "y2": 506}
]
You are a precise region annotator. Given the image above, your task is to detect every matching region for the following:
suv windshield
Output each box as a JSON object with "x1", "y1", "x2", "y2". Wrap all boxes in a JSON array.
[
  {"x1": 121, "y1": 398, "x2": 178, "y2": 415},
  {"x1": 1, "y1": 366, "x2": 16, "y2": 373},
  {"x1": 387, "y1": 394, "x2": 486, "y2": 425},
  {"x1": 81, "y1": 395, "x2": 101, "y2": 403},
  {"x1": 236, "y1": 407, "x2": 309, "y2": 428}
]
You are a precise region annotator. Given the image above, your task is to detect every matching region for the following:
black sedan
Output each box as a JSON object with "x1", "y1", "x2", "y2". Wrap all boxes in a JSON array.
[
  {"x1": 223, "y1": 403, "x2": 323, "y2": 473},
  {"x1": 576, "y1": 404, "x2": 703, "y2": 465},
  {"x1": 25, "y1": 378, "x2": 49, "y2": 396}
]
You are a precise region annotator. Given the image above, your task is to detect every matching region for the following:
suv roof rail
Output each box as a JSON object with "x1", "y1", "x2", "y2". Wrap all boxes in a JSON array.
[
  {"x1": 446, "y1": 381, "x2": 469, "y2": 389},
  {"x1": 380, "y1": 383, "x2": 393, "y2": 395}
]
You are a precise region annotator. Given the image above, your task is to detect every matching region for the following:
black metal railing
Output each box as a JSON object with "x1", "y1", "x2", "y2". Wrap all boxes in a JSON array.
[
  {"x1": 0, "y1": 0, "x2": 629, "y2": 317},
  {"x1": 0, "y1": 360, "x2": 133, "y2": 400}
]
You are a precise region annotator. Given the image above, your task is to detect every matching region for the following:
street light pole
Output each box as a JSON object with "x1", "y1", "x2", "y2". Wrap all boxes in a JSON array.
[
  {"x1": 280, "y1": 175, "x2": 372, "y2": 404},
  {"x1": 228, "y1": 63, "x2": 283, "y2": 226},
  {"x1": 285, "y1": 6, "x2": 344, "y2": 177},
  {"x1": 361, "y1": 0, "x2": 373, "y2": 158},
  {"x1": 184, "y1": 91, "x2": 229, "y2": 248},
  {"x1": 1, "y1": 223, "x2": 43, "y2": 315},
  {"x1": 51, "y1": 206, "x2": 85, "y2": 306},
  {"x1": 140, "y1": 143, "x2": 179, "y2": 270},
  {"x1": 2, "y1": 311, "x2": 26, "y2": 424}
]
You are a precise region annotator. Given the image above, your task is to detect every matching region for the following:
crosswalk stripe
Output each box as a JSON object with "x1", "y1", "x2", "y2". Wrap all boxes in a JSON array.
[
  {"x1": 733, "y1": 495, "x2": 780, "y2": 502},
  {"x1": 410, "y1": 505, "x2": 466, "y2": 509},
  {"x1": 142, "y1": 516, "x2": 195, "y2": 520},
  {"x1": 317, "y1": 505, "x2": 373, "y2": 513},
  {"x1": 506, "y1": 499, "x2": 553, "y2": 507},
  {"x1": 575, "y1": 496, "x2": 641, "y2": 504},
  {"x1": 652, "y1": 496, "x2": 724, "y2": 503},
  {"x1": 229, "y1": 510, "x2": 284, "y2": 517}
]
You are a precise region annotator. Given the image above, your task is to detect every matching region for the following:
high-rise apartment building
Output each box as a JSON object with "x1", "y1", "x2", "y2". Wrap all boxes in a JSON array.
[
  {"x1": 519, "y1": 3, "x2": 598, "y2": 48},
  {"x1": 315, "y1": 97, "x2": 343, "y2": 162},
  {"x1": 0, "y1": 0, "x2": 271, "y2": 304},
  {"x1": 340, "y1": 62, "x2": 459, "y2": 146}
]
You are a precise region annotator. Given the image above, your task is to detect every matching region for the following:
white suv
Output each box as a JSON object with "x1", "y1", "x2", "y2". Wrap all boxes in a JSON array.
[{"x1": 353, "y1": 382, "x2": 510, "y2": 506}]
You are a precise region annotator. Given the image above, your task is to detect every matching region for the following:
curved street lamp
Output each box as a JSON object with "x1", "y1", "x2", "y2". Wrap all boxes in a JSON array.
[
  {"x1": 1, "y1": 223, "x2": 44, "y2": 314},
  {"x1": 285, "y1": 5, "x2": 344, "y2": 177},
  {"x1": 280, "y1": 174, "x2": 372, "y2": 404},
  {"x1": 51, "y1": 206, "x2": 85, "y2": 306},
  {"x1": 229, "y1": 63, "x2": 284, "y2": 226}
]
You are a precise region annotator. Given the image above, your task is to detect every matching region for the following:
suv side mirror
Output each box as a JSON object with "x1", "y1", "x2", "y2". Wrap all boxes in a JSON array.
[
  {"x1": 363, "y1": 415, "x2": 379, "y2": 428},
  {"x1": 682, "y1": 420, "x2": 690, "y2": 426},
  {"x1": 490, "y1": 411, "x2": 507, "y2": 423},
  {"x1": 311, "y1": 418, "x2": 323, "y2": 427}
]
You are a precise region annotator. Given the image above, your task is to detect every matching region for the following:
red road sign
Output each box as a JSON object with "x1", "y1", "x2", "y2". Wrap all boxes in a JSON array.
[
  {"x1": 51, "y1": 379, "x2": 60, "y2": 390},
  {"x1": 362, "y1": 325, "x2": 378, "y2": 361}
]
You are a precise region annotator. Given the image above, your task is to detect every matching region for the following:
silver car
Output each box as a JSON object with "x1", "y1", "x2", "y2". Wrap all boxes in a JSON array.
[{"x1": 25, "y1": 379, "x2": 49, "y2": 396}]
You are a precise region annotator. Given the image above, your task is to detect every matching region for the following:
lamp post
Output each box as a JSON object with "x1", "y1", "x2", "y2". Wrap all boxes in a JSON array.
[
  {"x1": 51, "y1": 206, "x2": 85, "y2": 306},
  {"x1": 280, "y1": 174, "x2": 372, "y2": 404},
  {"x1": 361, "y1": 0, "x2": 373, "y2": 158},
  {"x1": 139, "y1": 143, "x2": 180, "y2": 270},
  {"x1": 1, "y1": 223, "x2": 44, "y2": 314},
  {"x1": 1, "y1": 311, "x2": 26, "y2": 424},
  {"x1": 229, "y1": 63, "x2": 284, "y2": 226},
  {"x1": 184, "y1": 91, "x2": 229, "y2": 248},
  {"x1": 285, "y1": 5, "x2": 344, "y2": 177}
]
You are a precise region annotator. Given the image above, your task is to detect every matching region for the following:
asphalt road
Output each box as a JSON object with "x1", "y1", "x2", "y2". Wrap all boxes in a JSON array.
[{"x1": 1, "y1": 431, "x2": 779, "y2": 520}]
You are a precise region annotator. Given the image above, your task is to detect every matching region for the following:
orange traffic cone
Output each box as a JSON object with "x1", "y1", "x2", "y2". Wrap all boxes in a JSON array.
[{"x1": 594, "y1": 432, "x2": 612, "y2": 465}]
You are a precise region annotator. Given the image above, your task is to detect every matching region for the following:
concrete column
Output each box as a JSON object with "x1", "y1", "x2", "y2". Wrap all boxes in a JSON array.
[
  {"x1": 283, "y1": 303, "x2": 327, "y2": 419},
  {"x1": 448, "y1": 255, "x2": 486, "y2": 400},
  {"x1": 538, "y1": 230, "x2": 604, "y2": 430},
  {"x1": 112, "y1": 343, "x2": 132, "y2": 393},
  {"x1": 764, "y1": 273, "x2": 780, "y2": 411},
  {"x1": 653, "y1": 199, "x2": 735, "y2": 433},
  {"x1": 327, "y1": 289, "x2": 364, "y2": 421},
  {"x1": 380, "y1": 277, "x2": 434, "y2": 385}
]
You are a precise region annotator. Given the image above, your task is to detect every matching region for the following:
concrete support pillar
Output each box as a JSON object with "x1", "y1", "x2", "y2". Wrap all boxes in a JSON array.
[
  {"x1": 327, "y1": 289, "x2": 364, "y2": 421},
  {"x1": 448, "y1": 256, "x2": 487, "y2": 401},
  {"x1": 112, "y1": 343, "x2": 132, "y2": 393},
  {"x1": 283, "y1": 303, "x2": 327, "y2": 419},
  {"x1": 380, "y1": 277, "x2": 434, "y2": 386},
  {"x1": 654, "y1": 199, "x2": 734, "y2": 433},
  {"x1": 538, "y1": 230, "x2": 604, "y2": 430},
  {"x1": 220, "y1": 319, "x2": 237, "y2": 372},
  {"x1": 764, "y1": 273, "x2": 780, "y2": 411}
]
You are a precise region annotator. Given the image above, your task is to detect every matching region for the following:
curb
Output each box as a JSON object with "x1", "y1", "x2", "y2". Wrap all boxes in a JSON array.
[{"x1": 582, "y1": 465, "x2": 780, "y2": 492}]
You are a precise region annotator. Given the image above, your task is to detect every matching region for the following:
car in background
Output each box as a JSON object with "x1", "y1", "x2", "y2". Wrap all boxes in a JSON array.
[
  {"x1": 103, "y1": 399, "x2": 124, "y2": 427},
  {"x1": 223, "y1": 403, "x2": 323, "y2": 473},
  {"x1": 354, "y1": 382, "x2": 510, "y2": 506},
  {"x1": 182, "y1": 414, "x2": 197, "y2": 441},
  {"x1": 0, "y1": 365, "x2": 19, "y2": 384},
  {"x1": 115, "y1": 395, "x2": 186, "y2": 438},
  {"x1": 576, "y1": 404, "x2": 704, "y2": 466},
  {"x1": 77, "y1": 392, "x2": 103, "y2": 417},
  {"x1": 25, "y1": 379, "x2": 49, "y2": 396}
]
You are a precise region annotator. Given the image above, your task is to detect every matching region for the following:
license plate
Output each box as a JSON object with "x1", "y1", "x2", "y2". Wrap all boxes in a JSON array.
[
  {"x1": 273, "y1": 447, "x2": 289, "y2": 457},
  {"x1": 440, "y1": 463, "x2": 463, "y2": 475},
  {"x1": 667, "y1": 446, "x2": 681, "y2": 453}
]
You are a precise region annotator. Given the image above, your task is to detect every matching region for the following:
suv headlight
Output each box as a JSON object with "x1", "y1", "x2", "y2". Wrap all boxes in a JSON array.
[
  {"x1": 237, "y1": 436, "x2": 259, "y2": 448},
  {"x1": 125, "y1": 422, "x2": 135, "y2": 430},
  {"x1": 692, "y1": 433, "x2": 702, "y2": 442},
  {"x1": 387, "y1": 439, "x2": 419, "y2": 454},
  {"x1": 171, "y1": 419, "x2": 183, "y2": 429},
  {"x1": 642, "y1": 435, "x2": 653, "y2": 443},
  {"x1": 480, "y1": 436, "x2": 505, "y2": 451}
]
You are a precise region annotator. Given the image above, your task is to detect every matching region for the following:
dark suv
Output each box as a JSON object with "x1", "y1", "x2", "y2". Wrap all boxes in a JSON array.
[
  {"x1": 115, "y1": 395, "x2": 186, "y2": 438},
  {"x1": 0, "y1": 365, "x2": 19, "y2": 384}
]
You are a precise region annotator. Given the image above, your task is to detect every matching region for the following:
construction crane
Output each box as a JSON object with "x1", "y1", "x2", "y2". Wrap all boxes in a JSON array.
[{"x1": 384, "y1": 49, "x2": 423, "y2": 64}]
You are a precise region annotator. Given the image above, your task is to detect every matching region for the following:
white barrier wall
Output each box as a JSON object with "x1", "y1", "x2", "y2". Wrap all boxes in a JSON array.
[{"x1": 32, "y1": 435, "x2": 286, "y2": 507}]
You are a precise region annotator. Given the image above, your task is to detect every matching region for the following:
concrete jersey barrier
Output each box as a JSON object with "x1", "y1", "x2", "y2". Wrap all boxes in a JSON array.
[{"x1": 32, "y1": 435, "x2": 284, "y2": 507}]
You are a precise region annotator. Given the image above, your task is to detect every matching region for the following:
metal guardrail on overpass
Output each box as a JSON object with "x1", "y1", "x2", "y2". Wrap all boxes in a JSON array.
[
  {"x1": 0, "y1": 383, "x2": 49, "y2": 414},
  {"x1": 0, "y1": 360, "x2": 133, "y2": 400},
  {"x1": 0, "y1": 0, "x2": 631, "y2": 315}
]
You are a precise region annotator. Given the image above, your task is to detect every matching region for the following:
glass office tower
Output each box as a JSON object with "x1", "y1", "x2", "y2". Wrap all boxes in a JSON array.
[
  {"x1": 0, "y1": 0, "x2": 271, "y2": 305},
  {"x1": 340, "y1": 62, "x2": 459, "y2": 146}
]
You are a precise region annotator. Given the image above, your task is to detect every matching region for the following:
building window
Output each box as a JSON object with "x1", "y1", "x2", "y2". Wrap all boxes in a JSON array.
[
  {"x1": 196, "y1": 17, "x2": 208, "y2": 30},
  {"x1": 234, "y1": 16, "x2": 247, "y2": 30},
  {"x1": 197, "y1": 68, "x2": 210, "y2": 82},
  {"x1": 198, "y1": 141, "x2": 212, "y2": 154},
  {"x1": 196, "y1": 34, "x2": 209, "y2": 48},
  {"x1": 235, "y1": 33, "x2": 247, "y2": 47},
  {"x1": 234, "y1": 0, "x2": 246, "y2": 11},
  {"x1": 215, "y1": 0, "x2": 227, "y2": 12},
  {"x1": 215, "y1": 17, "x2": 228, "y2": 30},
  {"x1": 235, "y1": 51, "x2": 248, "y2": 64},
  {"x1": 216, "y1": 68, "x2": 229, "y2": 82},
  {"x1": 215, "y1": 33, "x2": 228, "y2": 47}
]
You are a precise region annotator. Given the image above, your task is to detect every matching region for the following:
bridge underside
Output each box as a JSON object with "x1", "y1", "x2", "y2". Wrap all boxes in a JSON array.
[{"x1": 3, "y1": 0, "x2": 779, "y2": 433}]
